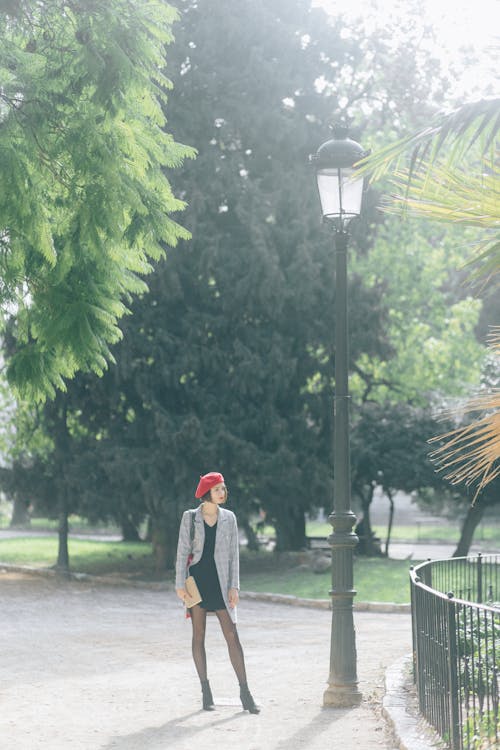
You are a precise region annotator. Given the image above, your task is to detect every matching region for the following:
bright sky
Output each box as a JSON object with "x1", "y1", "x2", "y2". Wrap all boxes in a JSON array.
[{"x1": 315, "y1": 0, "x2": 499, "y2": 98}]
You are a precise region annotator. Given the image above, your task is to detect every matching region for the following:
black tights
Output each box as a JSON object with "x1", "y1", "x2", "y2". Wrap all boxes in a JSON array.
[{"x1": 190, "y1": 605, "x2": 247, "y2": 685}]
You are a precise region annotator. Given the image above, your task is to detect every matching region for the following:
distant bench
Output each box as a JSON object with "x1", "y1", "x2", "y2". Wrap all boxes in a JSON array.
[
  {"x1": 307, "y1": 536, "x2": 330, "y2": 551},
  {"x1": 307, "y1": 534, "x2": 383, "y2": 555}
]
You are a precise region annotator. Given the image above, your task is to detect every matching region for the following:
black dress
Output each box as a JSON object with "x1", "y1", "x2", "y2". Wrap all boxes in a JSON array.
[{"x1": 189, "y1": 521, "x2": 226, "y2": 611}]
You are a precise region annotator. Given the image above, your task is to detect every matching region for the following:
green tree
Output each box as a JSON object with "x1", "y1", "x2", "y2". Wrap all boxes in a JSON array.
[
  {"x1": 339, "y1": 214, "x2": 485, "y2": 548},
  {"x1": 30, "y1": 0, "x2": 417, "y2": 566},
  {"x1": 4, "y1": 0, "x2": 482, "y2": 569},
  {"x1": 351, "y1": 217, "x2": 484, "y2": 405},
  {"x1": 107, "y1": 0, "x2": 459, "y2": 561},
  {"x1": 351, "y1": 402, "x2": 446, "y2": 555},
  {"x1": 361, "y1": 98, "x2": 500, "y2": 499},
  {"x1": 0, "y1": 0, "x2": 193, "y2": 401}
]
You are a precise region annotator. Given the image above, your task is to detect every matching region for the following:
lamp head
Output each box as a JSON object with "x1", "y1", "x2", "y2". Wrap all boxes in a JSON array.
[{"x1": 311, "y1": 125, "x2": 368, "y2": 229}]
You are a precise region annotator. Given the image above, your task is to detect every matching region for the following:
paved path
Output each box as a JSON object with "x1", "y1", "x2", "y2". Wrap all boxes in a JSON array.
[
  {"x1": 0, "y1": 571, "x2": 415, "y2": 750},
  {"x1": 387, "y1": 541, "x2": 499, "y2": 560}
]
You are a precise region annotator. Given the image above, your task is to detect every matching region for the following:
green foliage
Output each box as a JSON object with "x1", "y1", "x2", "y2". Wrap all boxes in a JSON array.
[
  {"x1": 457, "y1": 609, "x2": 500, "y2": 749},
  {"x1": 351, "y1": 217, "x2": 484, "y2": 405},
  {"x1": 44, "y1": 0, "x2": 431, "y2": 559},
  {"x1": 0, "y1": 0, "x2": 194, "y2": 400},
  {"x1": 359, "y1": 97, "x2": 500, "y2": 303},
  {"x1": 462, "y1": 713, "x2": 500, "y2": 750},
  {"x1": 428, "y1": 335, "x2": 500, "y2": 501},
  {"x1": 360, "y1": 96, "x2": 500, "y2": 293},
  {"x1": 358, "y1": 98, "x2": 500, "y2": 184},
  {"x1": 387, "y1": 159, "x2": 500, "y2": 288},
  {"x1": 2, "y1": 0, "x2": 487, "y2": 563},
  {"x1": 351, "y1": 402, "x2": 444, "y2": 493}
]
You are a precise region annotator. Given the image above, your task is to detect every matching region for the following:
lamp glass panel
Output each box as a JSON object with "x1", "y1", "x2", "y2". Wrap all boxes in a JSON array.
[{"x1": 316, "y1": 167, "x2": 363, "y2": 218}]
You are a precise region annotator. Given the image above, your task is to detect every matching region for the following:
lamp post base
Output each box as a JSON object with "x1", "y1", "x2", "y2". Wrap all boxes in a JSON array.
[{"x1": 323, "y1": 683, "x2": 362, "y2": 708}]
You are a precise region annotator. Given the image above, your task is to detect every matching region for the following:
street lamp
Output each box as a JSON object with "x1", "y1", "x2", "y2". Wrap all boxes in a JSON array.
[{"x1": 311, "y1": 124, "x2": 367, "y2": 707}]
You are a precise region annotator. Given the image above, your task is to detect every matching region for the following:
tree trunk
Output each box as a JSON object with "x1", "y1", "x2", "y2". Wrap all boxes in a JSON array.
[
  {"x1": 241, "y1": 519, "x2": 260, "y2": 552},
  {"x1": 384, "y1": 491, "x2": 395, "y2": 558},
  {"x1": 274, "y1": 506, "x2": 306, "y2": 551},
  {"x1": 290, "y1": 509, "x2": 306, "y2": 550},
  {"x1": 150, "y1": 516, "x2": 178, "y2": 572},
  {"x1": 151, "y1": 524, "x2": 168, "y2": 572},
  {"x1": 56, "y1": 495, "x2": 70, "y2": 573},
  {"x1": 10, "y1": 496, "x2": 31, "y2": 528},
  {"x1": 48, "y1": 394, "x2": 71, "y2": 574},
  {"x1": 120, "y1": 514, "x2": 141, "y2": 542},
  {"x1": 357, "y1": 484, "x2": 379, "y2": 556},
  {"x1": 453, "y1": 502, "x2": 486, "y2": 557}
]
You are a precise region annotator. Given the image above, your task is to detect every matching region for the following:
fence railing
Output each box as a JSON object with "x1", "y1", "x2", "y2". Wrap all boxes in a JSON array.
[{"x1": 410, "y1": 554, "x2": 500, "y2": 750}]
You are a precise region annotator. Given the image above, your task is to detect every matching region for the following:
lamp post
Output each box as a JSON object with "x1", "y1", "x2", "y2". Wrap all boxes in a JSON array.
[{"x1": 311, "y1": 124, "x2": 367, "y2": 708}]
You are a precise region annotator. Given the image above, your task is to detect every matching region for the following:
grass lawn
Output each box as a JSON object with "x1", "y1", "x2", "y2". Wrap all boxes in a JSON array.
[
  {"x1": 0, "y1": 536, "x2": 418, "y2": 602},
  {"x1": 240, "y1": 552, "x2": 418, "y2": 604},
  {"x1": 0, "y1": 537, "x2": 157, "y2": 578}
]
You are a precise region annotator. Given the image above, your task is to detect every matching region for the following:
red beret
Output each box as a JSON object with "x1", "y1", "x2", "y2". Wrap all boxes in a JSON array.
[{"x1": 195, "y1": 472, "x2": 225, "y2": 499}]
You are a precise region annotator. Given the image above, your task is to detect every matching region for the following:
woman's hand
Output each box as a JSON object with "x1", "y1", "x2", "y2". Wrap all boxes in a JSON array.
[
  {"x1": 176, "y1": 588, "x2": 187, "y2": 603},
  {"x1": 228, "y1": 588, "x2": 239, "y2": 608}
]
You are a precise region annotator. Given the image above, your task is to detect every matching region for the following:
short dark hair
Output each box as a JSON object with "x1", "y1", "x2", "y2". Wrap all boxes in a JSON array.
[{"x1": 201, "y1": 486, "x2": 227, "y2": 503}]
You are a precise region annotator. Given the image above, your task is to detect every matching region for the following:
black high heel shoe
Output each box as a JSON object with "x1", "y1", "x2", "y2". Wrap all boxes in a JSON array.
[
  {"x1": 201, "y1": 679, "x2": 215, "y2": 711},
  {"x1": 240, "y1": 683, "x2": 260, "y2": 714}
]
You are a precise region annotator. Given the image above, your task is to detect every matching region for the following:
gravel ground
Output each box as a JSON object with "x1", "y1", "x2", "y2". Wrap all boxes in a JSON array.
[{"x1": 0, "y1": 571, "x2": 413, "y2": 750}]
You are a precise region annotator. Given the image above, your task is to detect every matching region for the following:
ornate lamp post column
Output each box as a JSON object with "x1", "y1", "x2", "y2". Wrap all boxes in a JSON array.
[{"x1": 311, "y1": 125, "x2": 367, "y2": 707}]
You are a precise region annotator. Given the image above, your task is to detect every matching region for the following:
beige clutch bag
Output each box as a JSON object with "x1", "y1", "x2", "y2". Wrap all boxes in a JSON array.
[{"x1": 184, "y1": 575, "x2": 202, "y2": 608}]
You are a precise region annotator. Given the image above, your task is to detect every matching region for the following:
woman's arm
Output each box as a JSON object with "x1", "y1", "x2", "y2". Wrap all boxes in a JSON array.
[
  {"x1": 228, "y1": 513, "x2": 240, "y2": 591},
  {"x1": 175, "y1": 511, "x2": 192, "y2": 591}
]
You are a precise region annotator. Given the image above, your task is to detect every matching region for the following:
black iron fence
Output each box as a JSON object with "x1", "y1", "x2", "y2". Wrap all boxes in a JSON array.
[{"x1": 410, "y1": 554, "x2": 500, "y2": 750}]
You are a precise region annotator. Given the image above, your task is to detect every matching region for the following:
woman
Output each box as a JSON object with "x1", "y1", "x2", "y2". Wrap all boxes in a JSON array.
[{"x1": 175, "y1": 471, "x2": 260, "y2": 714}]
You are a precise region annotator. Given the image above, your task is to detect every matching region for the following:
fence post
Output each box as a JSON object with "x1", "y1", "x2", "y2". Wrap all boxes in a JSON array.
[
  {"x1": 423, "y1": 558, "x2": 432, "y2": 588},
  {"x1": 410, "y1": 567, "x2": 418, "y2": 683},
  {"x1": 447, "y1": 593, "x2": 461, "y2": 750},
  {"x1": 477, "y1": 553, "x2": 483, "y2": 604},
  {"x1": 411, "y1": 573, "x2": 428, "y2": 715}
]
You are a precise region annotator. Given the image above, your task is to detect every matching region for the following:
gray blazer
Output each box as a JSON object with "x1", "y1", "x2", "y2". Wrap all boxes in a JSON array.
[{"x1": 175, "y1": 505, "x2": 240, "y2": 623}]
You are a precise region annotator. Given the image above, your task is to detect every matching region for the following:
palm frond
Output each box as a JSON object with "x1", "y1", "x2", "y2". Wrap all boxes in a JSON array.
[
  {"x1": 430, "y1": 329, "x2": 500, "y2": 502},
  {"x1": 358, "y1": 97, "x2": 500, "y2": 183},
  {"x1": 488, "y1": 327, "x2": 500, "y2": 352},
  {"x1": 388, "y1": 162, "x2": 500, "y2": 223},
  {"x1": 381, "y1": 159, "x2": 500, "y2": 282}
]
